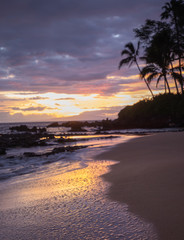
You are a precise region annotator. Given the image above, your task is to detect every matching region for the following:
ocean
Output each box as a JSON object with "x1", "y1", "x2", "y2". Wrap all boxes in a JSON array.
[
  {"x1": 0, "y1": 121, "x2": 181, "y2": 182},
  {"x1": 0, "y1": 121, "x2": 181, "y2": 239},
  {"x1": 0, "y1": 121, "x2": 134, "y2": 181}
]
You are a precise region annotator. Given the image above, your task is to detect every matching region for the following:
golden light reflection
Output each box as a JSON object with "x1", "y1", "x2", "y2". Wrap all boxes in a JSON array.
[{"x1": 2, "y1": 161, "x2": 115, "y2": 209}]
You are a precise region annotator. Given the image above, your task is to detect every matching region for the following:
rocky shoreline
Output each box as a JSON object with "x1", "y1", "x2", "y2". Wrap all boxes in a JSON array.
[{"x1": 0, "y1": 124, "x2": 119, "y2": 158}]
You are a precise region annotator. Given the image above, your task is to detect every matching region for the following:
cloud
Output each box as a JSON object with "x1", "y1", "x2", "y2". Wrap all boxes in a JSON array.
[
  {"x1": 0, "y1": 98, "x2": 24, "y2": 102},
  {"x1": 56, "y1": 97, "x2": 75, "y2": 101},
  {"x1": 0, "y1": 111, "x2": 54, "y2": 123},
  {"x1": 0, "y1": 0, "x2": 166, "y2": 120},
  {"x1": 29, "y1": 96, "x2": 49, "y2": 100},
  {"x1": 58, "y1": 105, "x2": 125, "y2": 121},
  {"x1": 0, "y1": 0, "x2": 166, "y2": 94},
  {"x1": 0, "y1": 105, "x2": 125, "y2": 123},
  {"x1": 12, "y1": 106, "x2": 46, "y2": 112}
]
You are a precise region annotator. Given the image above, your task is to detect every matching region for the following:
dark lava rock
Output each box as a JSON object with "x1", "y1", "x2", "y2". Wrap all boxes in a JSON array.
[
  {"x1": 50, "y1": 146, "x2": 80, "y2": 154},
  {"x1": 0, "y1": 132, "x2": 54, "y2": 149},
  {"x1": 23, "y1": 152, "x2": 38, "y2": 157},
  {"x1": 48, "y1": 145, "x2": 88, "y2": 156},
  {"x1": 56, "y1": 137, "x2": 76, "y2": 143},
  {"x1": 69, "y1": 126, "x2": 87, "y2": 132},
  {"x1": 23, "y1": 145, "x2": 88, "y2": 158},
  {"x1": 0, "y1": 148, "x2": 6, "y2": 155},
  {"x1": 10, "y1": 125, "x2": 46, "y2": 133},
  {"x1": 47, "y1": 122, "x2": 60, "y2": 128},
  {"x1": 7, "y1": 156, "x2": 15, "y2": 159},
  {"x1": 10, "y1": 125, "x2": 29, "y2": 132}
]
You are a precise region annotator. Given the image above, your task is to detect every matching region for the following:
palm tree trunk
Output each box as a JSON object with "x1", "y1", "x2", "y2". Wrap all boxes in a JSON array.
[
  {"x1": 135, "y1": 60, "x2": 154, "y2": 98},
  {"x1": 171, "y1": 61, "x2": 179, "y2": 94},
  {"x1": 164, "y1": 81, "x2": 167, "y2": 94},
  {"x1": 164, "y1": 74, "x2": 171, "y2": 94},
  {"x1": 178, "y1": 58, "x2": 184, "y2": 94},
  {"x1": 173, "y1": 14, "x2": 184, "y2": 94}
]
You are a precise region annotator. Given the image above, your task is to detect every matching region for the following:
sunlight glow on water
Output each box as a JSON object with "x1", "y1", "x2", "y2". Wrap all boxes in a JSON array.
[{"x1": 0, "y1": 158, "x2": 158, "y2": 240}]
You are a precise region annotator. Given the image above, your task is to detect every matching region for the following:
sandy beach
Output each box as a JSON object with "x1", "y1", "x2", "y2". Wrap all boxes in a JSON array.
[
  {"x1": 0, "y1": 139, "x2": 157, "y2": 240},
  {"x1": 96, "y1": 132, "x2": 184, "y2": 240}
]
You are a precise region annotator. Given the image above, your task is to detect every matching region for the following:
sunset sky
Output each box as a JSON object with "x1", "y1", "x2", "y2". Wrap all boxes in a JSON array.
[{"x1": 0, "y1": 0, "x2": 167, "y2": 122}]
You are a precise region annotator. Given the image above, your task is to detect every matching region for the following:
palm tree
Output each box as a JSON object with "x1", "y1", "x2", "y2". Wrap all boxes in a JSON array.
[
  {"x1": 119, "y1": 42, "x2": 154, "y2": 98},
  {"x1": 161, "y1": 0, "x2": 184, "y2": 93},
  {"x1": 140, "y1": 27, "x2": 183, "y2": 94},
  {"x1": 170, "y1": 54, "x2": 180, "y2": 94},
  {"x1": 134, "y1": 14, "x2": 183, "y2": 94},
  {"x1": 134, "y1": 20, "x2": 169, "y2": 47},
  {"x1": 141, "y1": 64, "x2": 171, "y2": 93}
]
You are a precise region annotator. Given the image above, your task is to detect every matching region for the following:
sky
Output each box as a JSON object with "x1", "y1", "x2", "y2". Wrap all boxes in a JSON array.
[{"x1": 0, "y1": 0, "x2": 167, "y2": 122}]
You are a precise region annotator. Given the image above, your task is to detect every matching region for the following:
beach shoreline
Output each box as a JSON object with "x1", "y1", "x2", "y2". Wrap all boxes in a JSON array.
[
  {"x1": 95, "y1": 132, "x2": 184, "y2": 240},
  {"x1": 0, "y1": 135, "x2": 157, "y2": 240}
]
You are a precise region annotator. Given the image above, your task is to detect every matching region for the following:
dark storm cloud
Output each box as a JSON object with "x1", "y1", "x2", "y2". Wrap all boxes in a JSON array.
[{"x1": 0, "y1": 0, "x2": 166, "y2": 94}]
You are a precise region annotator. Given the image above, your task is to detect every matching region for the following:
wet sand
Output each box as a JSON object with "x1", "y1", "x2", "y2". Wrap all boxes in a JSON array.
[
  {"x1": 96, "y1": 132, "x2": 184, "y2": 240},
  {"x1": 0, "y1": 156, "x2": 156, "y2": 239}
]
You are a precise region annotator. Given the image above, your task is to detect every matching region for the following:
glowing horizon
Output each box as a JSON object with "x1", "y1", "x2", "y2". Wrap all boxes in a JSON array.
[{"x1": 0, "y1": 88, "x2": 147, "y2": 122}]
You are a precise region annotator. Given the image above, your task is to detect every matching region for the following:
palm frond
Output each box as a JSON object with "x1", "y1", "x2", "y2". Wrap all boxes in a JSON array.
[
  {"x1": 128, "y1": 59, "x2": 134, "y2": 68},
  {"x1": 141, "y1": 64, "x2": 159, "y2": 78},
  {"x1": 119, "y1": 57, "x2": 133, "y2": 69},
  {"x1": 135, "y1": 41, "x2": 141, "y2": 56},
  {"x1": 139, "y1": 56, "x2": 146, "y2": 61},
  {"x1": 156, "y1": 74, "x2": 164, "y2": 87},
  {"x1": 171, "y1": 72, "x2": 184, "y2": 84},
  {"x1": 172, "y1": 65, "x2": 182, "y2": 71},
  {"x1": 161, "y1": 3, "x2": 171, "y2": 20},
  {"x1": 121, "y1": 49, "x2": 131, "y2": 56},
  {"x1": 124, "y1": 42, "x2": 135, "y2": 54},
  {"x1": 147, "y1": 72, "x2": 159, "y2": 84}
]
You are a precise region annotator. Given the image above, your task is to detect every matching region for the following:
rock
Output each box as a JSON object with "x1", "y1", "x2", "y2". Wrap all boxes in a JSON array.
[
  {"x1": 23, "y1": 145, "x2": 88, "y2": 158},
  {"x1": 10, "y1": 125, "x2": 29, "y2": 132},
  {"x1": 23, "y1": 152, "x2": 38, "y2": 157},
  {"x1": 10, "y1": 125, "x2": 46, "y2": 133},
  {"x1": 69, "y1": 126, "x2": 87, "y2": 132},
  {"x1": 47, "y1": 145, "x2": 88, "y2": 156},
  {"x1": 47, "y1": 122, "x2": 60, "y2": 128},
  {"x1": 0, "y1": 148, "x2": 6, "y2": 155}
]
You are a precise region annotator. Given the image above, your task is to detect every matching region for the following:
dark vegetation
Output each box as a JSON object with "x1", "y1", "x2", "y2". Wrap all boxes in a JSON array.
[
  {"x1": 119, "y1": 0, "x2": 184, "y2": 96},
  {"x1": 116, "y1": 94, "x2": 184, "y2": 128},
  {"x1": 116, "y1": 0, "x2": 184, "y2": 128}
]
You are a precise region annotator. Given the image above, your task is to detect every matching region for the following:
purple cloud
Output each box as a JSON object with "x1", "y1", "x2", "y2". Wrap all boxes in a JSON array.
[
  {"x1": 0, "y1": 0, "x2": 166, "y2": 96},
  {"x1": 12, "y1": 106, "x2": 46, "y2": 112}
]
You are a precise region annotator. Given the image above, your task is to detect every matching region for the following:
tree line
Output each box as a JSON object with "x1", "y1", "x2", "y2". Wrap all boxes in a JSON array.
[{"x1": 119, "y1": 0, "x2": 184, "y2": 97}]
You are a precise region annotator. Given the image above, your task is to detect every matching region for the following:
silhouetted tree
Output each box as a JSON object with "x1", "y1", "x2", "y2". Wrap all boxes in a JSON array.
[
  {"x1": 119, "y1": 42, "x2": 154, "y2": 98},
  {"x1": 120, "y1": 0, "x2": 184, "y2": 96},
  {"x1": 141, "y1": 27, "x2": 179, "y2": 93},
  {"x1": 161, "y1": 0, "x2": 184, "y2": 93}
]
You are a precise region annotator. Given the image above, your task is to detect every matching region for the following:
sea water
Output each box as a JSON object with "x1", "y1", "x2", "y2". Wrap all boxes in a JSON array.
[{"x1": 0, "y1": 121, "x2": 179, "y2": 239}]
